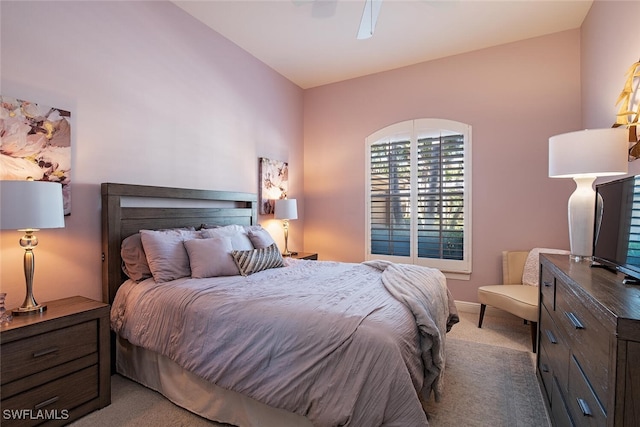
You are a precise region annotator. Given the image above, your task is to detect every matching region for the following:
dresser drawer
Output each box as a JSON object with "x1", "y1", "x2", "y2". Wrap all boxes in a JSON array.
[
  {"x1": 1, "y1": 320, "x2": 97, "y2": 385},
  {"x1": 551, "y1": 375, "x2": 575, "y2": 427},
  {"x1": 555, "y1": 280, "x2": 611, "y2": 403},
  {"x1": 539, "y1": 303, "x2": 570, "y2": 390},
  {"x1": 1, "y1": 365, "x2": 98, "y2": 427},
  {"x1": 567, "y1": 355, "x2": 607, "y2": 427},
  {"x1": 540, "y1": 265, "x2": 555, "y2": 310},
  {"x1": 538, "y1": 341, "x2": 554, "y2": 403}
]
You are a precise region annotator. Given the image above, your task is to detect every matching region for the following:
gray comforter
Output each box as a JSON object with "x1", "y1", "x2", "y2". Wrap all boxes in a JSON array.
[{"x1": 111, "y1": 259, "x2": 458, "y2": 426}]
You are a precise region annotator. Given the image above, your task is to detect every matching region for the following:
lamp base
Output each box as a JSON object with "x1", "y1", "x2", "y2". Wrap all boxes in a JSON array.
[
  {"x1": 567, "y1": 176, "x2": 597, "y2": 259},
  {"x1": 569, "y1": 254, "x2": 591, "y2": 263},
  {"x1": 12, "y1": 304, "x2": 47, "y2": 316}
]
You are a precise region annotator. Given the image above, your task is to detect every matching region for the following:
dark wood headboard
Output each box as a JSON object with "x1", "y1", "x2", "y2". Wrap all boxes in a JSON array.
[{"x1": 101, "y1": 183, "x2": 257, "y2": 305}]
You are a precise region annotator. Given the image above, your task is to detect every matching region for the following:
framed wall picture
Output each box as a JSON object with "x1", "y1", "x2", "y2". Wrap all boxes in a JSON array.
[
  {"x1": 259, "y1": 157, "x2": 288, "y2": 214},
  {"x1": 0, "y1": 96, "x2": 72, "y2": 215}
]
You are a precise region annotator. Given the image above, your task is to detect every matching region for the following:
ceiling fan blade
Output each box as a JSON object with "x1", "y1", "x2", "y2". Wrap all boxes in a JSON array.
[{"x1": 357, "y1": 0, "x2": 383, "y2": 40}]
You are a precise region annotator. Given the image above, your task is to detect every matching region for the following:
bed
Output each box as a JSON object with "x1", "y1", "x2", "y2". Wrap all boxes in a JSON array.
[{"x1": 101, "y1": 182, "x2": 459, "y2": 427}]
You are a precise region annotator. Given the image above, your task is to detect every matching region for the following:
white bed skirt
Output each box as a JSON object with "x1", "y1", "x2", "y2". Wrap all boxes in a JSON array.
[{"x1": 116, "y1": 336, "x2": 313, "y2": 427}]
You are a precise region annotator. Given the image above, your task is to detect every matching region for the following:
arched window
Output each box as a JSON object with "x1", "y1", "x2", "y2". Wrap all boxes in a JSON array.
[{"x1": 365, "y1": 119, "x2": 472, "y2": 277}]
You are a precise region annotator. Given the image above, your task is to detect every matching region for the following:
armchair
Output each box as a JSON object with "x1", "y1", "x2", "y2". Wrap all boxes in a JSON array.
[{"x1": 477, "y1": 249, "x2": 568, "y2": 353}]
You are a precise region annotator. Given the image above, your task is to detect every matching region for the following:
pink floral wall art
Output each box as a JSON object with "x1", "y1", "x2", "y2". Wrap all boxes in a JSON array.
[
  {"x1": 0, "y1": 96, "x2": 71, "y2": 215},
  {"x1": 259, "y1": 157, "x2": 288, "y2": 215}
]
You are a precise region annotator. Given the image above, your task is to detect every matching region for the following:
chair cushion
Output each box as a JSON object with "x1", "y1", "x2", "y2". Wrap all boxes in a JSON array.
[{"x1": 477, "y1": 285, "x2": 539, "y2": 322}]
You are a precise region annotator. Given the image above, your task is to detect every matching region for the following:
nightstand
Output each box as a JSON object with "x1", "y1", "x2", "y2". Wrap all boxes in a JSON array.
[
  {"x1": 290, "y1": 252, "x2": 318, "y2": 260},
  {"x1": 0, "y1": 296, "x2": 110, "y2": 426}
]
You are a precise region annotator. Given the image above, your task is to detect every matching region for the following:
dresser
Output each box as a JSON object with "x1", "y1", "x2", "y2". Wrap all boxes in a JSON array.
[
  {"x1": 537, "y1": 254, "x2": 640, "y2": 427},
  {"x1": 0, "y1": 296, "x2": 111, "y2": 426}
]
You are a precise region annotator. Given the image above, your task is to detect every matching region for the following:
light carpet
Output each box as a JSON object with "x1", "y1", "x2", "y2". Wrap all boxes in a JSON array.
[{"x1": 423, "y1": 338, "x2": 550, "y2": 426}]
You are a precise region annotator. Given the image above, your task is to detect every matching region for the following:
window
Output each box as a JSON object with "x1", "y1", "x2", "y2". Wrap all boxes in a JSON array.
[{"x1": 365, "y1": 119, "x2": 472, "y2": 276}]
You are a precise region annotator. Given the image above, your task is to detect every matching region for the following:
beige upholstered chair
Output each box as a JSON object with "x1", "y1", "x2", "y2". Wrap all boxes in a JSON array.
[{"x1": 477, "y1": 250, "x2": 539, "y2": 352}]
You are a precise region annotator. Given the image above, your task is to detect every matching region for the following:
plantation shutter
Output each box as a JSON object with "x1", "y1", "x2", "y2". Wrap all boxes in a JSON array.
[
  {"x1": 369, "y1": 139, "x2": 411, "y2": 256},
  {"x1": 365, "y1": 118, "x2": 472, "y2": 275},
  {"x1": 417, "y1": 133, "x2": 465, "y2": 260}
]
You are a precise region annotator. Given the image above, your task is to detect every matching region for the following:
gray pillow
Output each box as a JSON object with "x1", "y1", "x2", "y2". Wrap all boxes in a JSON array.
[
  {"x1": 184, "y1": 236, "x2": 239, "y2": 278},
  {"x1": 200, "y1": 224, "x2": 253, "y2": 251},
  {"x1": 140, "y1": 229, "x2": 200, "y2": 283},
  {"x1": 247, "y1": 227, "x2": 276, "y2": 249},
  {"x1": 121, "y1": 233, "x2": 152, "y2": 281}
]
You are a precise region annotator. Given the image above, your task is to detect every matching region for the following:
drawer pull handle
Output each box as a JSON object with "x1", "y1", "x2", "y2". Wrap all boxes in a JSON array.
[
  {"x1": 565, "y1": 312, "x2": 585, "y2": 329},
  {"x1": 577, "y1": 398, "x2": 592, "y2": 417},
  {"x1": 540, "y1": 363, "x2": 550, "y2": 373},
  {"x1": 34, "y1": 396, "x2": 59, "y2": 410},
  {"x1": 545, "y1": 330, "x2": 557, "y2": 344},
  {"x1": 33, "y1": 347, "x2": 59, "y2": 358},
  {"x1": 543, "y1": 280, "x2": 553, "y2": 288}
]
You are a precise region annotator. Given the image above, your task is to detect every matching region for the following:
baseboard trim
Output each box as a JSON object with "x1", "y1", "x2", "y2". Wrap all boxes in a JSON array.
[{"x1": 454, "y1": 301, "x2": 520, "y2": 320}]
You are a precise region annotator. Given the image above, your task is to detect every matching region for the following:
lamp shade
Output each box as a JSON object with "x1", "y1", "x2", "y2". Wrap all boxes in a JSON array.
[
  {"x1": 274, "y1": 199, "x2": 298, "y2": 220},
  {"x1": 0, "y1": 180, "x2": 65, "y2": 230},
  {"x1": 549, "y1": 128, "x2": 628, "y2": 178}
]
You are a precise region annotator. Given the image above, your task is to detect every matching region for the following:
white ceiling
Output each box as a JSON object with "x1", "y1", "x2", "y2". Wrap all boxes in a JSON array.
[{"x1": 173, "y1": 0, "x2": 593, "y2": 89}]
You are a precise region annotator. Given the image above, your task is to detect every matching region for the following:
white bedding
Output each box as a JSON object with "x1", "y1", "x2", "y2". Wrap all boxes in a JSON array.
[{"x1": 111, "y1": 258, "x2": 458, "y2": 426}]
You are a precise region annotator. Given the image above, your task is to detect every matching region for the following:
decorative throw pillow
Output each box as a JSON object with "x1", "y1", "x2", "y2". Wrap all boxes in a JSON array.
[
  {"x1": 231, "y1": 243, "x2": 285, "y2": 276},
  {"x1": 247, "y1": 227, "x2": 276, "y2": 249},
  {"x1": 200, "y1": 224, "x2": 254, "y2": 251},
  {"x1": 184, "y1": 236, "x2": 239, "y2": 278},
  {"x1": 140, "y1": 228, "x2": 200, "y2": 283},
  {"x1": 121, "y1": 233, "x2": 152, "y2": 281},
  {"x1": 522, "y1": 248, "x2": 570, "y2": 286}
]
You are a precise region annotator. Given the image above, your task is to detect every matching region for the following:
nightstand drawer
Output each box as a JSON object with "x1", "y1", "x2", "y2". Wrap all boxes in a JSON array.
[
  {"x1": 1, "y1": 365, "x2": 98, "y2": 427},
  {"x1": 1, "y1": 320, "x2": 97, "y2": 385}
]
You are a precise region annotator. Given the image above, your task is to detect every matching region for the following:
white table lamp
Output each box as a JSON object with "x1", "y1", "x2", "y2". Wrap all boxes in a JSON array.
[
  {"x1": 274, "y1": 198, "x2": 298, "y2": 256},
  {"x1": 549, "y1": 128, "x2": 628, "y2": 261},
  {"x1": 0, "y1": 180, "x2": 65, "y2": 315}
]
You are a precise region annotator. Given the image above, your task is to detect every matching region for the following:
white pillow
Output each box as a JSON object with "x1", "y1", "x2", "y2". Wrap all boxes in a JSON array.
[
  {"x1": 140, "y1": 229, "x2": 200, "y2": 283},
  {"x1": 247, "y1": 227, "x2": 276, "y2": 249},
  {"x1": 184, "y1": 236, "x2": 239, "y2": 278},
  {"x1": 522, "y1": 248, "x2": 570, "y2": 286},
  {"x1": 200, "y1": 224, "x2": 253, "y2": 251}
]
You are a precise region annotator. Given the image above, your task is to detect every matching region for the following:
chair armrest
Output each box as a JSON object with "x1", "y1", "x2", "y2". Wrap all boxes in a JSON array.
[{"x1": 502, "y1": 250, "x2": 529, "y2": 284}]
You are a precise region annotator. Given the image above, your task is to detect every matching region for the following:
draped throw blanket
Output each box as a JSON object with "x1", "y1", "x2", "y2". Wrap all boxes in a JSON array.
[{"x1": 364, "y1": 260, "x2": 459, "y2": 401}]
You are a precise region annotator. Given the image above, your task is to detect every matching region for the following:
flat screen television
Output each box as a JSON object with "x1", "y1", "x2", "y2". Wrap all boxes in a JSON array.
[{"x1": 592, "y1": 175, "x2": 640, "y2": 284}]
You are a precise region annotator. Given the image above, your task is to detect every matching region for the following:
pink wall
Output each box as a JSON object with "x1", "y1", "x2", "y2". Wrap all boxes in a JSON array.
[
  {"x1": 0, "y1": 1, "x2": 304, "y2": 310},
  {"x1": 303, "y1": 31, "x2": 582, "y2": 302},
  {"x1": 1, "y1": 1, "x2": 635, "y2": 309},
  {"x1": 581, "y1": 0, "x2": 640, "y2": 177}
]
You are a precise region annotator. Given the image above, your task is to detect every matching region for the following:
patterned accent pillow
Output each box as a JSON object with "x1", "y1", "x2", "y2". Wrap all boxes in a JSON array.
[{"x1": 231, "y1": 243, "x2": 285, "y2": 276}]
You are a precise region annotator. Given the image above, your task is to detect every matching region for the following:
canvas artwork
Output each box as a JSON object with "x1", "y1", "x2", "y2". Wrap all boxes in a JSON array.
[
  {"x1": 259, "y1": 157, "x2": 288, "y2": 214},
  {"x1": 0, "y1": 96, "x2": 71, "y2": 215}
]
